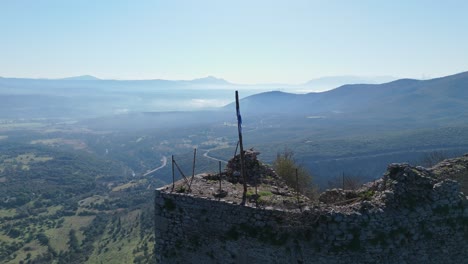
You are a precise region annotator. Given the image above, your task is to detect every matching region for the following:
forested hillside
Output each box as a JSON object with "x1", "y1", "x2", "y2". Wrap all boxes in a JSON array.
[{"x1": 0, "y1": 142, "x2": 155, "y2": 263}]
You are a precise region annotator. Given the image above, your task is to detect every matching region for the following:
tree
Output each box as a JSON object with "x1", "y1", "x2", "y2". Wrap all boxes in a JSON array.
[
  {"x1": 419, "y1": 151, "x2": 447, "y2": 168},
  {"x1": 273, "y1": 150, "x2": 315, "y2": 197},
  {"x1": 68, "y1": 229, "x2": 80, "y2": 252},
  {"x1": 36, "y1": 233, "x2": 49, "y2": 246}
]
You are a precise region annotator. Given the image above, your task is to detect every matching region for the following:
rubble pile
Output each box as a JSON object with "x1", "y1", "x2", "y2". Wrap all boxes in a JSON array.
[{"x1": 225, "y1": 149, "x2": 278, "y2": 185}]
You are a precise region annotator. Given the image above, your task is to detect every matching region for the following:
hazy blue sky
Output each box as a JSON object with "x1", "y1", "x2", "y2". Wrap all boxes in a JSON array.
[{"x1": 1, "y1": 0, "x2": 468, "y2": 83}]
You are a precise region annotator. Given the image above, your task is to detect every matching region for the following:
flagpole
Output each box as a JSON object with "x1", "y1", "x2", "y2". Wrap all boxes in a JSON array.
[{"x1": 235, "y1": 91, "x2": 248, "y2": 205}]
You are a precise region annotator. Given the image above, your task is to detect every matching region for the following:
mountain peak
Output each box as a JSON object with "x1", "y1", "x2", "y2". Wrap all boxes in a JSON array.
[
  {"x1": 303, "y1": 75, "x2": 398, "y2": 92},
  {"x1": 189, "y1": 76, "x2": 231, "y2": 85},
  {"x1": 61, "y1": 75, "x2": 100, "y2": 81}
]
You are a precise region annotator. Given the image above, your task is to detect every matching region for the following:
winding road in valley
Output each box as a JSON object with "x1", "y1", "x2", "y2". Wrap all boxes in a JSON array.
[
  {"x1": 142, "y1": 148, "x2": 228, "y2": 178},
  {"x1": 143, "y1": 156, "x2": 168, "y2": 176},
  {"x1": 203, "y1": 148, "x2": 229, "y2": 164}
]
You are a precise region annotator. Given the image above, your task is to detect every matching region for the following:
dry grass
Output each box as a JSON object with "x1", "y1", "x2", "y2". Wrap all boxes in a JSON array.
[
  {"x1": 1, "y1": 153, "x2": 53, "y2": 172},
  {"x1": 78, "y1": 195, "x2": 107, "y2": 207},
  {"x1": 5, "y1": 240, "x2": 48, "y2": 264},
  {"x1": 4, "y1": 153, "x2": 53, "y2": 165},
  {"x1": 112, "y1": 180, "x2": 146, "y2": 192},
  {"x1": 168, "y1": 174, "x2": 311, "y2": 209},
  {"x1": 86, "y1": 210, "x2": 144, "y2": 264},
  {"x1": 30, "y1": 138, "x2": 87, "y2": 150},
  {"x1": 0, "y1": 208, "x2": 17, "y2": 217},
  {"x1": 0, "y1": 122, "x2": 45, "y2": 131},
  {"x1": 46, "y1": 215, "x2": 96, "y2": 252}
]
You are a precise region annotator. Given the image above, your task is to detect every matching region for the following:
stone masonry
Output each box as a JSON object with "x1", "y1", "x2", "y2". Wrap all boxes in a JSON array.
[{"x1": 154, "y1": 161, "x2": 468, "y2": 264}]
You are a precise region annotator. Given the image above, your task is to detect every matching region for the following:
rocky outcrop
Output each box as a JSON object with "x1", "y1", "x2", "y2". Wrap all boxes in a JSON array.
[{"x1": 430, "y1": 154, "x2": 468, "y2": 194}]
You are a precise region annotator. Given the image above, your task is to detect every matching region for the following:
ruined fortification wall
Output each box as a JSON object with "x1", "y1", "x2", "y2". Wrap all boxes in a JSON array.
[{"x1": 154, "y1": 164, "x2": 468, "y2": 264}]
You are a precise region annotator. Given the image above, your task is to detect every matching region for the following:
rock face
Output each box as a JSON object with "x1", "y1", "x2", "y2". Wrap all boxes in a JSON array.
[
  {"x1": 430, "y1": 154, "x2": 468, "y2": 194},
  {"x1": 155, "y1": 161, "x2": 468, "y2": 264}
]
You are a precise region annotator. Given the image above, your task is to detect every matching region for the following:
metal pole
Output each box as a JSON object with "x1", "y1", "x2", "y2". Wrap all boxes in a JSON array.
[
  {"x1": 236, "y1": 91, "x2": 248, "y2": 205},
  {"x1": 173, "y1": 160, "x2": 190, "y2": 186},
  {"x1": 171, "y1": 155, "x2": 175, "y2": 192},
  {"x1": 188, "y1": 148, "x2": 197, "y2": 192},
  {"x1": 255, "y1": 174, "x2": 258, "y2": 207},
  {"x1": 234, "y1": 140, "x2": 239, "y2": 158},
  {"x1": 342, "y1": 172, "x2": 345, "y2": 190},
  {"x1": 219, "y1": 161, "x2": 222, "y2": 190},
  {"x1": 296, "y1": 168, "x2": 299, "y2": 204}
]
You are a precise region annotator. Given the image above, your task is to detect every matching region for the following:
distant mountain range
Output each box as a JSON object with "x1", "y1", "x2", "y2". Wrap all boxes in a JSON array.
[
  {"x1": 183, "y1": 76, "x2": 232, "y2": 85},
  {"x1": 0, "y1": 74, "x2": 241, "y2": 118},
  {"x1": 0, "y1": 74, "x2": 395, "y2": 91},
  {"x1": 232, "y1": 71, "x2": 468, "y2": 122},
  {"x1": 301, "y1": 75, "x2": 397, "y2": 92},
  {"x1": 0, "y1": 75, "x2": 232, "y2": 86},
  {"x1": 1, "y1": 71, "x2": 467, "y2": 121},
  {"x1": 61, "y1": 75, "x2": 101, "y2": 81}
]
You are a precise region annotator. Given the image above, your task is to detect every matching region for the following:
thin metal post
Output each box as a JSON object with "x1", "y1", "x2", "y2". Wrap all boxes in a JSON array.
[
  {"x1": 173, "y1": 159, "x2": 190, "y2": 187},
  {"x1": 255, "y1": 174, "x2": 258, "y2": 207},
  {"x1": 218, "y1": 161, "x2": 222, "y2": 190},
  {"x1": 234, "y1": 140, "x2": 239, "y2": 158},
  {"x1": 296, "y1": 168, "x2": 299, "y2": 204},
  {"x1": 342, "y1": 172, "x2": 345, "y2": 190},
  {"x1": 171, "y1": 155, "x2": 175, "y2": 192},
  {"x1": 236, "y1": 91, "x2": 247, "y2": 205},
  {"x1": 188, "y1": 148, "x2": 197, "y2": 192}
]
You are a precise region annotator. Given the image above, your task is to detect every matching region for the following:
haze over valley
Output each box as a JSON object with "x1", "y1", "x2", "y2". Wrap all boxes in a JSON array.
[
  {"x1": 2, "y1": 1, "x2": 468, "y2": 263},
  {"x1": 3, "y1": 71, "x2": 468, "y2": 263},
  {"x1": 2, "y1": 71, "x2": 468, "y2": 187}
]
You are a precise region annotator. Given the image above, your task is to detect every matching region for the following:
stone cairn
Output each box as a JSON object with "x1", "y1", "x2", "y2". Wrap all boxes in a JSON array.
[{"x1": 224, "y1": 149, "x2": 278, "y2": 185}]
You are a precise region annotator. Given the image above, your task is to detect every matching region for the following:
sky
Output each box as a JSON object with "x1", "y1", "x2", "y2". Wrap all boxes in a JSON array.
[{"x1": 1, "y1": 0, "x2": 468, "y2": 84}]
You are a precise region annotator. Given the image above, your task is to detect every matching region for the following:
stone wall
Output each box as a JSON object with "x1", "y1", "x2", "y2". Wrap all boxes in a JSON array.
[{"x1": 154, "y1": 164, "x2": 468, "y2": 264}]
